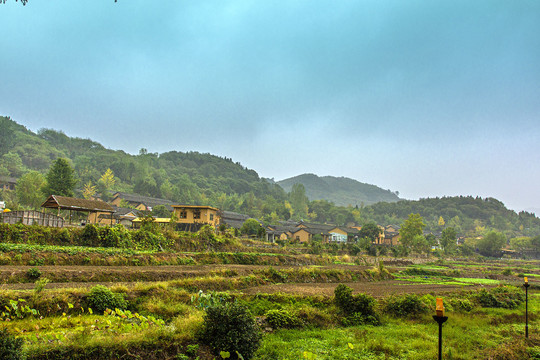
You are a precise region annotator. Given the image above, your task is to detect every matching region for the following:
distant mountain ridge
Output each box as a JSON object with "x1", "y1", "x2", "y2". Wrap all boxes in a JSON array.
[{"x1": 277, "y1": 173, "x2": 401, "y2": 207}]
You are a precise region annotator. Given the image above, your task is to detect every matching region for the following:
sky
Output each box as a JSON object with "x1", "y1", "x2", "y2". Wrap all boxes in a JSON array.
[{"x1": 1, "y1": 1, "x2": 539, "y2": 213}]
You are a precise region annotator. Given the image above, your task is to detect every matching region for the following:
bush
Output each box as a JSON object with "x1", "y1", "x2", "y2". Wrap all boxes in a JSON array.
[
  {"x1": 27, "y1": 267, "x2": 41, "y2": 279},
  {"x1": 0, "y1": 327, "x2": 24, "y2": 360},
  {"x1": 265, "y1": 309, "x2": 304, "y2": 329},
  {"x1": 86, "y1": 285, "x2": 127, "y2": 313},
  {"x1": 472, "y1": 286, "x2": 524, "y2": 309},
  {"x1": 132, "y1": 229, "x2": 170, "y2": 251},
  {"x1": 81, "y1": 224, "x2": 100, "y2": 247},
  {"x1": 448, "y1": 298, "x2": 473, "y2": 312},
  {"x1": 383, "y1": 294, "x2": 428, "y2": 317},
  {"x1": 334, "y1": 284, "x2": 379, "y2": 325},
  {"x1": 198, "y1": 302, "x2": 261, "y2": 360}
]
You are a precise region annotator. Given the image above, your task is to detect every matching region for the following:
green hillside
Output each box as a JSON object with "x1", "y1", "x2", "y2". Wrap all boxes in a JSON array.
[
  {"x1": 277, "y1": 173, "x2": 400, "y2": 206},
  {"x1": 1, "y1": 116, "x2": 540, "y2": 237},
  {"x1": 0, "y1": 116, "x2": 288, "y2": 219}
]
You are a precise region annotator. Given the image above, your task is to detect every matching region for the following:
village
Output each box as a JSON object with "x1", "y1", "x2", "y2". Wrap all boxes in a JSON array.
[{"x1": 0, "y1": 189, "x2": 403, "y2": 247}]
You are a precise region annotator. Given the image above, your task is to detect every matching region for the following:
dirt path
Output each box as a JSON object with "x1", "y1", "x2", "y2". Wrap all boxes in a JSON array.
[{"x1": 242, "y1": 281, "x2": 476, "y2": 298}]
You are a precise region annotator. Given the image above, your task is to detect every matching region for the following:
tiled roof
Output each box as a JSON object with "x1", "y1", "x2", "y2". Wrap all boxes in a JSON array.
[{"x1": 41, "y1": 195, "x2": 114, "y2": 212}]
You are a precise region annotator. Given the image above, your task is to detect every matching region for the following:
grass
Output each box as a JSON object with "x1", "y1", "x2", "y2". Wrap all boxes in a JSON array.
[
  {"x1": 452, "y1": 277, "x2": 501, "y2": 285},
  {"x1": 255, "y1": 303, "x2": 539, "y2": 360}
]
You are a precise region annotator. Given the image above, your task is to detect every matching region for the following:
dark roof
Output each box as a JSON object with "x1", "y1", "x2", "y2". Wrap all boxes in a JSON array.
[
  {"x1": 41, "y1": 195, "x2": 115, "y2": 213},
  {"x1": 223, "y1": 220, "x2": 245, "y2": 229},
  {"x1": 331, "y1": 227, "x2": 360, "y2": 235},
  {"x1": 112, "y1": 192, "x2": 173, "y2": 208},
  {"x1": 293, "y1": 227, "x2": 331, "y2": 236},
  {"x1": 297, "y1": 221, "x2": 335, "y2": 230},
  {"x1": 222, "y1": 211, "x2": 250, "y2": 221},
  {"x1": 113, "y1": 206, "x2": 139, "y2": 216},
  {"x1": 385, "y1": 231, "x2": 400, "y2": 238},
  {"x1": 0, "y1": 176, "x2": 17, "y2": 184}
]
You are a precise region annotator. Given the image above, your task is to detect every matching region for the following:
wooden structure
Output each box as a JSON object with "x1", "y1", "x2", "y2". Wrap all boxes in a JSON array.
[
  {"x1": 41, "y1": 195, "x2": 115, "y2": 225},
  {"x1": 0, "y1": 210, "x2": 65, "y2": 227}
]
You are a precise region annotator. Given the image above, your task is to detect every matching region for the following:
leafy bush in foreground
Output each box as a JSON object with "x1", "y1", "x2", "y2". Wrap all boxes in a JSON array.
[
  {"x1": 265, "y1": 309, "x2": 304, "y2": 329},
  {"x1": 0, "y1": 327, "x2": 24, "y2": 360},
  {"x1": 198, "y1": 302, "x2": 261, "y2": 360},
  {"x1": 382, "y1": 293, "x2": 428, "y2": 317},
  {"x1": 472, "y1": 286, "x2": 524, "y2": 309},
  {"x1": 334, "y1": 284, "x2": 379, "y2": 325},
  {"x1": 86, "y1": 285, "x2": 127, "y2": 313}
]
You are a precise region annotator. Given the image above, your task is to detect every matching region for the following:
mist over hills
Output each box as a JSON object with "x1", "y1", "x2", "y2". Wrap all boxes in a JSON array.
[{"x1": 277, "y1": 174, "x2": 401, "y2": 207}]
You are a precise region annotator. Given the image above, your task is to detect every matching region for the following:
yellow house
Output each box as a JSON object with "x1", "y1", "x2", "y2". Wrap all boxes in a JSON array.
[
  {"x1": 291, "y1": 228, "x2": 312, "y2": 243},
  {"x1": 171, "y1": 205, "x2": 221, "y2": 227}
]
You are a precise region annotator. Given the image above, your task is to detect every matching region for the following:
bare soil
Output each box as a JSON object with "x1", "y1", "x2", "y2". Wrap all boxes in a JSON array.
[
  {"x1": 0, "y1": 264, "x2": 487, "y2": 296},
  {"x1": 242, "y1": 280, "x2": 476, "y2": 297}
]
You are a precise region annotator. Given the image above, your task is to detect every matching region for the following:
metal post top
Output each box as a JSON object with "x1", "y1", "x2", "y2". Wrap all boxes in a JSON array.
[{"x1": 432, "y1": 315, "x2": 449, "y2": 324}]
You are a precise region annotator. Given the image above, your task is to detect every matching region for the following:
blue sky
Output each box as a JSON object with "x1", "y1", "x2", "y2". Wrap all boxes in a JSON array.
[{"x1": 1, "y1": 1, "x2": 539, "y2": 213}]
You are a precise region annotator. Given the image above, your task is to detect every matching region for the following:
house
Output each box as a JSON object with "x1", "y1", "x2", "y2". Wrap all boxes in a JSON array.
[
  {"x1": 383, "y1": 230, "x2": 401, "y2": 246},
  {"x1": 0, "y1": 176, "x2": 17, "y2": 192},
  {"x1": 171, "y1": 205, "x2": 221, "y2": 227},
  {"x1": 265, "y1": 225, "x2": 297, "y2": 243},
  {"x1": 328, "y1": 226, "x2": 359, "y2": 243},
  {"x1": 291, "y1": 223, "x2": 333, "y2": 243},
  {"x1": 95, "y1": 207, "x2": 138, "y2": 227},
  {"x1": 110, "y1": 192, "x2": 173, "y2": 212}
]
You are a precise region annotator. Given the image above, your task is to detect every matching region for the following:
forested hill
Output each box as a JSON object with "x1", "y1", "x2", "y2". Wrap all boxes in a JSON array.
[
  {"x1": 1, "y1": 116, "x2": 539, "y2": 236},
  {"x1": 367, "y1": 196, "x2": 540, "y2": 237},
  {"x1": 278, "y1": 174, "x2": 400, "y2": 206},
  {"x1": 0, "y1": 116, "x2": 287, "y2": 210}
]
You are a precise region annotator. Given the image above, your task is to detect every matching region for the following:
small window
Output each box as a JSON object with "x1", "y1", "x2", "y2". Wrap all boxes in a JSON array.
[
  {"x1": 193, "y1": 210, "x2": 201, "y2": 219},
  {"x1": 210, "y1": 214, "x2": 214, "y2": 221},
  {"x1": 179, "y1": 211, "x2": 187, "y2": 219}
]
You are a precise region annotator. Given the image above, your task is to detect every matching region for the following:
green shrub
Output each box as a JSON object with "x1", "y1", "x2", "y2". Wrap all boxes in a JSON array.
[
  {"x1": 27, "y1": 267, "x2": 41, "y2": 279},
  {"x1": 132, "y1": 229, "x2": 170, "y2": 251},
  {"x1": 265, "y1": 309, "x2": 304, "y2": 329},
  {"x1": 383, "y1": 294, "x2": 428, "y2": 317},
  {"x1": 472, "y1": 286, "x2": 524, "y2": 309},
  {"x1": 0, "y1": 327, "x2": 24, "y2": 360},
  {"x1": 86, "y1": 285, "x2": 127, "y2": 313},
  {"x1": 55, "y1": 228, "x2": 72, "y2": 244},
  {"x1": 334, "y1": 284, "x2": 379, "y2": 325},
  {"x1": 448, "y1": 298, "x2": 473, "y2": 312},
  {"x1": 198, "y1": 302, "x2": 261, "y2": 360},
  {"x1": 81, "y1": 224, "x2": 100, "y2": 247}
]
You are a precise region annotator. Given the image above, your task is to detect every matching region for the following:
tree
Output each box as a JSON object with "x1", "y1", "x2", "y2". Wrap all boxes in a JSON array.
[
  {"x1": 477, "y1": 231, "x2": 506, "y2": 257},
  {"x1": 152, "y1": 205, "x2": 171, "y2": 218},
  {"x1": 42, "y1": 158, "x2": 77, "y2": 197},
  {"x1": 289, "y1": 183, "x2": 308, "y2": 220},
  {"x1": 411, "y1": 234, "x2": 429, "y2": 254},
  {"x1": 440, "y1": 227, "x2": 457, "y2": 254},
  {"x1": 0, "y1": 117, "x2": 15, "y2": 155},
  {"x1": 16, "y1": 171, "x2": 44, "y2": 209},
  {"x1": 97, "y1": 168, "x2": 116, "y2": 201},
  {"x1": 438, "y1": 216, "x2": 445, "y2": 227},
  {"x1": 358, "y1": 222, "x2": 382, "y2": 243},
  {"x1": 240, "y1": 218, "x2": 262, "y2": 237},
  {"x1": 82, "y1": 181, "x2": 97, "y2": 199},
  {"x1": 400, "y1": 213, "x2": 426, "y2": 248},
  {"x1": 1, "y1": 152, "x2": 26, "y2": 177}
]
